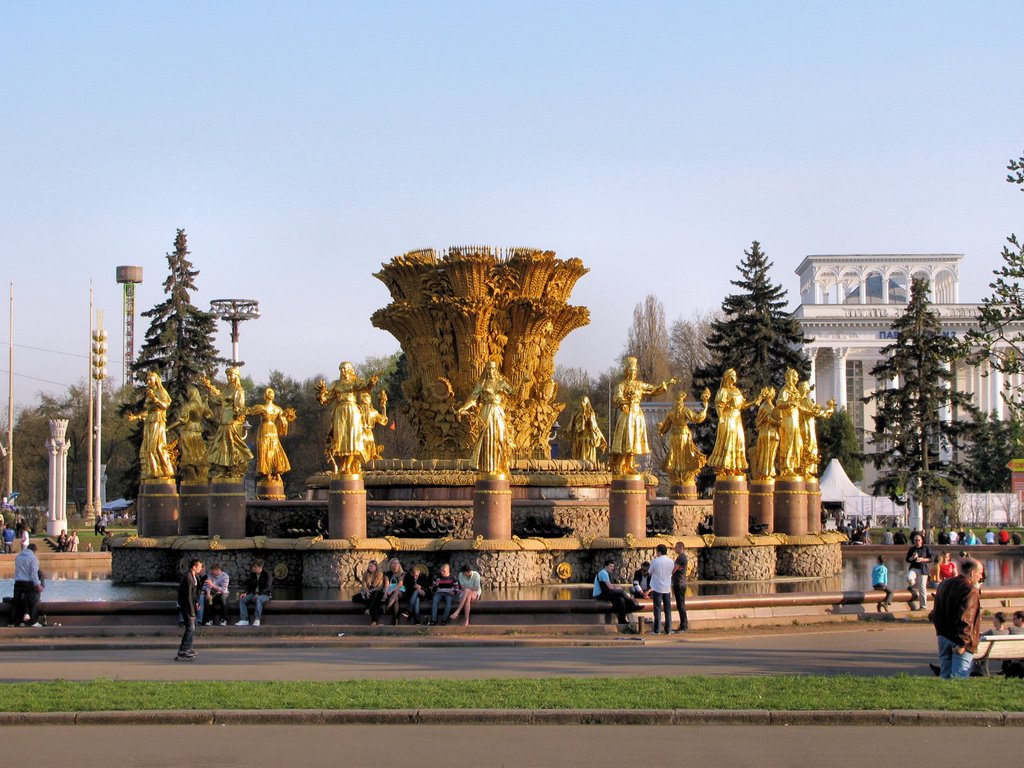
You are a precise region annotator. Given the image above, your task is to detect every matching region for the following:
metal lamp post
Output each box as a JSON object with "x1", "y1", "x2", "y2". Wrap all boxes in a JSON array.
[
  {"x1": 91, "y1": 319, "x2": 107, "y2": 518},
  {"x1": 209, "y1": 299, "x2": 260, "y2": 365}
]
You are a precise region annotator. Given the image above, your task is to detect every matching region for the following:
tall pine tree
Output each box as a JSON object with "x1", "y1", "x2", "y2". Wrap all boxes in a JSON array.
[
  {"x1": 121, "y1": 230, "x2": 225, "y2": 497},
  {"x1": 690, "y1": 241, "x2": 810, "y2": 491},
  {"x1": 866, "y1": 277, "x2": 974, "y2": 532},
  {"x1": 132, "y1": 229, "x2": 224, "y2": 406},
  {"x1": 693, "y1": 241, "x2": 810, "y2": 397}
]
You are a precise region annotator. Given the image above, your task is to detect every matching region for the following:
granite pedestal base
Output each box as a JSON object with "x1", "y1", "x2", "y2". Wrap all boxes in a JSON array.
[
  {"x1": 608, "y1": 475, "x2": 647, "y2": 538},
  {"x1": 749, "y1": 479, "x2": 774, "y2": 532},
  {"x1": 137, "y1": 480, "x2": 179, "y2": 537},
  {"x1": 329, "y1": 474, "x2": 367, "y2": 540},
  {"x1": 774, "y1": 477, "x2": 807, "y2": 536},
  {"x1": 473, "y1": 474, "x2": 512, "y2": 540},
  {"x1": 712, "y1": 476, "x2": 748, "y2": 538},
  {"x1": 209, "y1": 480, "x2": 246, "y2": 539},
  {"x1": 178, "y1": 482, "x2": 209, "y2": 536}
]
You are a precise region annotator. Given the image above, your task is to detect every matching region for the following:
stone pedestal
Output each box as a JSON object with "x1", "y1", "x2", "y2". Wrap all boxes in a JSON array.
[
  {"x1": 712, "y1": 475, "x2": 748, "y2": 538},
  {"x1": 137, "y1": 480, "x2": 180, "y2": 537},
  {"x1": 749, "y1": 479, "x2": 775, "y2": 532},
  {"x1": 805, "y1": 477, "x2": 822, "y2": 534},
  {"x1": 209, "y1": 480, "x2": 246, "y2": 539},
  {"x1": 609, "y1": 474, "x2": 647, "y2": 538},
  {"x1": 256, "y1": 479, "x2": 286, "y2": 501},
  {"x1": 472, "y1": 474, "x2": 512, "y2": 540},
  {"x1": 328, "y1": 473, "x2": 366, "y2": 540},
  {"x1": 178, "y1": 482, "x2": 210, "y2": 536},
  {"x1": 774, "y1": 477, "x2": 807, "y2": 536},
  {"x1": 668, "y1": 481, "x2": 698, "y2": 500}
]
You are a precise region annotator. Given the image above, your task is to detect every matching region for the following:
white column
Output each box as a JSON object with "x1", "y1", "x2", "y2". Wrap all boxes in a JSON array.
[
  {"x1": 834, "y1": 348, "x2": 848, "y2": 411},
  {"x1": 939, "y1": 363, "x2": 953, "y2": 462},
  {"x1": 991, "y1": 364, "x2": 1004, "y2": 419},
  {"x1": 46, "y1": 418, "x2": 69, "y2": 535},
  {"x1": 859, "y1": 277, "x2": 866, "y2": 304},
  {"x1": 881, "y1": 273, "x2": 890, "y2": 303},
  {"x1": 808, "y1": 348, "x2": 818, "y2": 391}
]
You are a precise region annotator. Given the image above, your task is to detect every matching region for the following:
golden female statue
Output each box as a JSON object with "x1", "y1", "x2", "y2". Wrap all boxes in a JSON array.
[
  {"x1": 610, "y1": 356, "x2": 676, "y2": 475},
  {"x1": 456, "y1": 360, "x2": 516, "y2": 475},
  {"x1": 316, "y1": 362, "x2": 378, "y2": 475},
  {"x1": 707, "y1": 368, "x2": 761, "y2": 477},
  {"x1": 200, "y1": 367, "x2": 253, "y2": 480},
  {"x1": 750, "y1": 386, "x2": 780, "y2": 482},
  {"x1": 658, "y1": 389, "x2": 711, "y2": 484},
  {"x1": 247, "y1": 387, "x2": 297, "y2": 483},
  {"x1": 168, "y1": 385, "x2": 212, "y2": 484},
  {"x1": 127, "y1": 370, "x2": 176, "y2": 481},
  {"x1": 775, "y1": 368, "x2": 804, "y2": 478},
  {"x1": 566, "y1": 396, "x2": 606, "y2": 464},
  {"x1": 797, "y1": 381, "x2": 835, "y2": 477},
  {"x1": 359, "y1": 390, "x2": 389, "y2": 463}
]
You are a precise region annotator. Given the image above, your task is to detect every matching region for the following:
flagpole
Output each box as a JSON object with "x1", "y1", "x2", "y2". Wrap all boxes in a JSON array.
[
  {"x1": 85, "y1": 281, "x2": 94, "y2": 518},
  {"x1": 6, "y1": 281, "x2": 13, "y2": 499}
]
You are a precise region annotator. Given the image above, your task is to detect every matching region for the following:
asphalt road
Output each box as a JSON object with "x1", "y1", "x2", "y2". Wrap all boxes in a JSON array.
[
  {"x1": 0, "y1": 623, "x2": 938, "y2": 681},
  {"x1": 5, "y1": 725, "x2": 1013, "y2": 768}
]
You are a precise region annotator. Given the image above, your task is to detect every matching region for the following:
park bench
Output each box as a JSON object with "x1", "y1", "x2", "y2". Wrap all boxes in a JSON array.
[{"x1": 973, "y1": 634, "x2": 1024, "y2": 676}]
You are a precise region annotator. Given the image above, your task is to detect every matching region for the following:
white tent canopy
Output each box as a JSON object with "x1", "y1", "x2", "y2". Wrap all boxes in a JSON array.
[{"x1": 819, "y1": 459, "x2": 869, "y2": 502}]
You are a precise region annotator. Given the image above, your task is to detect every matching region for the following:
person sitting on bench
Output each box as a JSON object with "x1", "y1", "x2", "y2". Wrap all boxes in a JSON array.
[{"x1": 593, "y1": 559, "x2": 641, "y2": 625}]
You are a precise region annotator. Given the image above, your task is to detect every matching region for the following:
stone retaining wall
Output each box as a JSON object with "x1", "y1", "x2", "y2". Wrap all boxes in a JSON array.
[
  {"x1": 700, "y1": 545, "x2": 776, "y2": 581},
  {"x1": 777, "y1": 542, "x2": 843, "y2": 577}
]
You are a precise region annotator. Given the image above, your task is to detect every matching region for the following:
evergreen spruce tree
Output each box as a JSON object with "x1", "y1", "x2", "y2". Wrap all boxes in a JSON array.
[
  {"x1": 122, "y1": 230, "x2": 224, "y2": 496},
  {"x1": 962, "y1": 411, "x2": 1022, "y2": 492},
  {"x1": 866, "y1": 277, "x2": 975, "y2": 531},
  {"x1": 132, "y1": 229, "x2": 225, "y2": 406},
  {"x1": 817, "y1": 409, "x2": 863, "y2": 482},
  {"x1": 691, "y1": 241, "x2": 810, "y2": 487},
  {"x1": 693, "y1": 241, "x2": 810, "y2": 398}
]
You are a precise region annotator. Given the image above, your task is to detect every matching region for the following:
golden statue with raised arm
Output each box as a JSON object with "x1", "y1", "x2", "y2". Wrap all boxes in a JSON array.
[
  {"x1": 566, "y1": 396, "x2": 606, "y2": 464},
  {"x1": 750, "y1": 386, "x2": 781, "y2": 482},
  {"x1": 610, "y1": 356, "x2": 677, "y2": 475},
  {"x1": 359, "y1": 389, "x2": 389, "y2": 463},
  {"x1": 167, "y1": 384, "x2": 212, "y2": 484},
  {"x1": 707, "y1": 368, "x2": 762, "y2": 477},
  {"x1": 316, "y1": 362, "x2": 378, "y2": 475},
  {"x1": 658, "y1": 389, "x2": 711, "y2": 484},
  {"x1": 775, "y1": 368, "x2": 804, "y2": 478},
  {"x1": 200, "y1": 367, "x2": 253, "y2": 481},
  {"x1": 797, "y1": 380, "x2": 835, "y2": 478},
  {"x1": 456, "y1": 360, "x2": 516, "y2": 475},
  {"x1": 127, "y1": 370, "x2": 176, "y2": 481},
  {"x1": 247, "y1": 387, "x2": 297, "y2": 484}
]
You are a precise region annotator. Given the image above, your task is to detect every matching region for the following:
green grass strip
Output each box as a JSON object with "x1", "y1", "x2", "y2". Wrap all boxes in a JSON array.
[{"x1": 2, "y1": 676, "x2": 1023, "y2": 713}]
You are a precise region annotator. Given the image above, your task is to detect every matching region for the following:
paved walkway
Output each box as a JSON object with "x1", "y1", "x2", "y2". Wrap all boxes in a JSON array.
[
  {"x1": 3, "y1": 725, "x2": 1018, "y2": 768},
  {"x1": 0, "y1": 623, "x2": 939, "y2": 681}
]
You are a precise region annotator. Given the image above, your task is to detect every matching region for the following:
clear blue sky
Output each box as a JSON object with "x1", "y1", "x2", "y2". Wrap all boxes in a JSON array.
[{"x1": 3, "y1": 1, "x2": 1023, "y2": 406}]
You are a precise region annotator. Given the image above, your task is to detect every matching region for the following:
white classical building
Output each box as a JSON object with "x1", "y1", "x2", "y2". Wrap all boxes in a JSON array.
[{"x1": 791, "y1": 254, "x2": 1014, "y2": 472}]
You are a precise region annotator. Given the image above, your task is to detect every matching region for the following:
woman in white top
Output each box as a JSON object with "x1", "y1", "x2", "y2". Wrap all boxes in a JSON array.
[{"x1": 450, "y1": 564, "x2": 482, "y2": 626}]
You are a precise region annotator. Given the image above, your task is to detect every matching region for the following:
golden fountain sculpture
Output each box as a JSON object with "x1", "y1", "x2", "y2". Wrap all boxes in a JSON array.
[
  {"x1": 371, "y1": 246, "x2": 590, "y2": 461},
  {"x1": 127, "y1": 370, "x2": 176, "y2": 482},
  {"x1": 316, "y1": 362, "x2": 379, "y2": 475}
]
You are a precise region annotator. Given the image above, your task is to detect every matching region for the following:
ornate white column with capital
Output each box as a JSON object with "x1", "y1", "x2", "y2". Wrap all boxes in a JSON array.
[
  {"x1": 834, "y1": 348, "x2": 849, "y2": 411},
  {"x1": 990, "y1": 363, "x2": 1005, "y2": 420},
  {"x1": 46, "y1": 418, "x2": 70, "y2": 535}
]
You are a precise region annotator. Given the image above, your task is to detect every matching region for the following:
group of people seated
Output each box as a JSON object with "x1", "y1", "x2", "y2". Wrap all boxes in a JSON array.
[
  {"x1": 352, "y1": 559, "x2": 482, "y2": 626},
  {"x1": 181, "y1": 559, "x2": 273, "y2": 627},
  {"x1": 54, "y1": 529, "x2": 80, "y2": 553}
]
